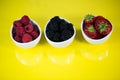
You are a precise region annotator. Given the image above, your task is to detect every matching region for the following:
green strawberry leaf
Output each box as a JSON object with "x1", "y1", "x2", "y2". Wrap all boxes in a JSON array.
[
  {"x1": 99, "y1": 22, "x2": 108, "y2": 32},
  {"x1": 85, "y1": 14, "x2": 94, "y2": 22},
  {"x1": 88, "y1": 25, "x2": 95, "y2": 32}
]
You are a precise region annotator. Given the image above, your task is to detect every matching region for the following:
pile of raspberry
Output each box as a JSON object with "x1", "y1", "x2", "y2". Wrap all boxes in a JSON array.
[{"x1": 12, "y1": 15, "x2": 40, "y2": 43}]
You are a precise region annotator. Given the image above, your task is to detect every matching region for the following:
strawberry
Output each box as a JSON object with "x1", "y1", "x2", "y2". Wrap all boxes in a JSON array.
[
  {"x1": 84, "y1": 14, "x2": 95, "y2": 24},
  {"x1": 84, "y1": 24, "x2": 97, "y2": 39},
  {"x1": 94, "y1": 16, "x2": 112, "y2": 35},
  {"x1": 20, "y1": 15, "x2": 30, "y2": 25},
  {"x1": 22, "y1": 33, "x2": 33, "y2": 43}
]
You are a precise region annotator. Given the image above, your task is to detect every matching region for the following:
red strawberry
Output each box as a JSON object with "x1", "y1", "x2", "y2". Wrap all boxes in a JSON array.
[
  {"x1": 25, "y1": 24, "x2": 34, "y2": 33},
  {"x1": 94, "y1": 16, "x2": 104, "y2": 20},
  {"x1": 22, "y1": 33, "x2": 33, "y2": 43},
  {"x1": 13, "y1": 20, "x2": 22, "y2": 27},
  {"x1": 95, "y1": 33, "x2": 104, "y2": 39},
  {"x1": 21, "y1": 15, "x2": 30, "y2": 25},
  {"x1": 31, "y1": 31, "x2": 39, "y2": 39},
  {"x1": 94, "y1": 16, "x2": 112, "y2": 35},
  {"x1": 84, "y1": 14, "x2": 95, "y2": 24},
  {"x1": 84, "y1": 24, "x2": 97, "y2": 39}
]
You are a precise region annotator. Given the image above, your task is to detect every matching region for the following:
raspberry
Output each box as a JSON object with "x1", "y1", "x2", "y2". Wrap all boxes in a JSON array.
[
  {"x1": 25, "y1": 24, "x2": 34, "y2": 33},
  {"x1": 33, "y1": 25, "x2": 39, "y2": 33},
  {"x1": 12, "y1": 15, "x2": 40, "y2": 43},
  {"x1": 22, "y1": 33, "x2": 33, "y2": 43},
  {"x1": 12, "y1": 27, "x2": 16, "y2": 38},
  {"x1": 15, "y1": 26, "x2": 25, "y2": 36},
  {"x1": 13, "y1": 20, "x2": 22, "y2": 27},
  {"x1": 31, "y1": 31, "x2": 39, "y2": 39},
  {"x1": 20, "y1": 15, "x2": 30, "y2": 25},
  {"x1": 14, "y1": 35, "x2": 22, "y2": 42}
]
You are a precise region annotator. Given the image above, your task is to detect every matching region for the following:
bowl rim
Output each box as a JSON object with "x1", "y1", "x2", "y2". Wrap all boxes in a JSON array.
[{"x1": 44, "y1": 17, "x2": 76, "y2": 44}]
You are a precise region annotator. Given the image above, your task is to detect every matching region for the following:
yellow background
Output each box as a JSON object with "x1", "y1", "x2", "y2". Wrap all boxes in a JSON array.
[{"x1": 0, "y1": 0, "x2": 120, "y2": 80}]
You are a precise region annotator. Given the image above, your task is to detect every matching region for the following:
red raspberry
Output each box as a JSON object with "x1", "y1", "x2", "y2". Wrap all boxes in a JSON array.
[
  {"x1": 13, "y1": 20, "x2": 22, "y2": 27},
  {"x1": 31, "y1": 31, "x2": 39, "y2": 39},
  {"x1": 22, "y1": 33, "x2": 33, "y2": 43},
  {"x1": 20, "y1": 15, "x2": 30, "y2": 25},
  {"x1": 15, "y1": 26, "x2": 26, "y2": 36},
  {"x1": 14, "y1": 35, "x2": 22, "y2": 42},
  {"x1": 25, "y1": 24, "x2": 34, "y2": 33},
  {"x1": 33, "y1": 25, "x2": 39, "y2": 32}
]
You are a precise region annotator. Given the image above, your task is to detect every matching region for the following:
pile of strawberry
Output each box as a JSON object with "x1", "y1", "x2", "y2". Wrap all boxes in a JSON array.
[
  {"x1": 83, "y1": 14, "x2": 112, "y2": 39},
  {"x1": 12, "y1": 15, "x2": 40, "y2": 43}
]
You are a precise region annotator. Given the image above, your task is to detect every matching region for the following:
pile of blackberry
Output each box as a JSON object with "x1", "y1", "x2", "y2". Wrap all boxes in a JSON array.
[{"x1": 46, "y1": 16, "x2": 74, "y2": 42}]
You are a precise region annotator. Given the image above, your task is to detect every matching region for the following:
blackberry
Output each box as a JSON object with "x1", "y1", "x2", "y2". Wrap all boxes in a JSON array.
[
  {"x1": 46, "y1": 30, "x2": 55, "y2": 40},
  {"x1": 67, "y1": 23, "x2": 74, "y2": 33},
  {"x1": 47, "y1": 22, "x2": 59, "y2": 31},
  {"x1": 52, "y1": 32, "x2": 60, "y2": 42},
  {"x1": 51, "y1": 16, "x2": 61, "y2": 24},
  {"x1": 46, "y1": 16, "x2": 74, "y2": 42},
  {"x1": 61, "y1": 30, "x2": 73, "y2": 41},
  {"x1": 59, "y1": 20, "x2": 68, "y2": 31}
]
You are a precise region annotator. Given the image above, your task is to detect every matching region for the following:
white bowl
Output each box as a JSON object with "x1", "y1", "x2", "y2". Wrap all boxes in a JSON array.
[
  {"x1": 81, "y1": 20, "x2": 113, "y2": 44},
  {"x1": 44, "y1": 17, "x2": 76, "y2": 48},
  {"x1": 10, "y1": 19, "x2": 42, "y2": 48}
]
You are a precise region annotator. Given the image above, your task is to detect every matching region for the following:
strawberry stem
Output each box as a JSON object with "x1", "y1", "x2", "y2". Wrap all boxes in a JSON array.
[
  {"x1": 99, "y1": 22, "x2": 108, "y2": 32},
  {"x1": 85, "y1": 14, "x2": 94, "y2": 22},
  {"x1": 88, "y1": 25, "x2": 95, "y2": 32}
]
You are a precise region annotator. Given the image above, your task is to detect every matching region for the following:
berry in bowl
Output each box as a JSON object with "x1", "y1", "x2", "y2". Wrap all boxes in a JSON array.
[
  {"x1": 10, "y1": 15, "x2": 42, "y2": 48},
  {"x1": 44, "y1": 16, "x2": 76, "y2": 48},
  {"x1": 81, "y1": 14, "x2": 113, "y2": 44}
]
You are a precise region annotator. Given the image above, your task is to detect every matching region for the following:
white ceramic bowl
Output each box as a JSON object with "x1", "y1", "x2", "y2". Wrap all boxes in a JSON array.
[
  {"x1": 81, "y1": 20, "x2": 113, "y2": 44},
  {"x1": 10, "y1": 19, "x2": 42, "y2": 48},
  {"x1": 44, "y1": 17, "x2": 76, "y2": 48}
]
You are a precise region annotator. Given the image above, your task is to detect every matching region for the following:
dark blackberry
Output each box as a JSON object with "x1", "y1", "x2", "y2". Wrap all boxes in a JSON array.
[
  {"x1": 67, "y1": 23, "x2": 74, "y2": 33},
  {"x1": 47, "y1": 22, "x2": 59, "y2": 31},
  {"x1": 61, "y1": 30, "x2": 73, "y2": 41},
  {"x1": 59, "y1": 20, "x2": 68, "y2": 31},
  {"x1": 46, "y1": 30, "x2": 55, "y2": 40},
  {"x1": 52, "y1": 32, "x2": 60, "y2": 42},
  {"x1": 51, "y1": 16, "x2": 61, "y2": 24},
  {"x1": 46, "y1": 16, "x2": 74, "y2": 42}
]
